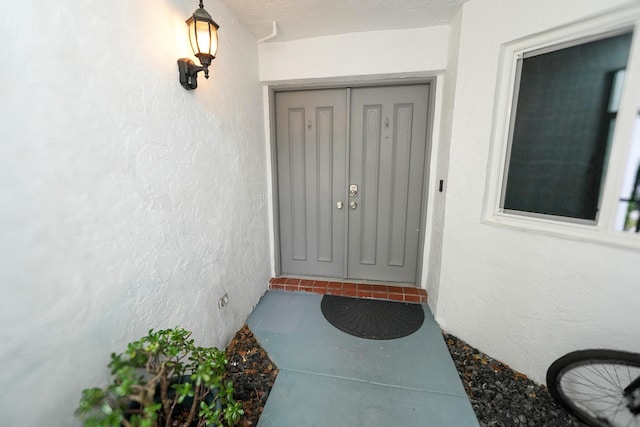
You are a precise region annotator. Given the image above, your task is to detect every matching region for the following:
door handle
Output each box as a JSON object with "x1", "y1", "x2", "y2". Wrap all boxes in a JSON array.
[
  {"x1": 349, "y1": 184, "x2": 358, "y2": 198},
  {"x1": 336, "y1": 201, "x2": 344, "y2": 209},
  {"x1": 349, "y1": 201, "x2": 358, "y2": 209}
]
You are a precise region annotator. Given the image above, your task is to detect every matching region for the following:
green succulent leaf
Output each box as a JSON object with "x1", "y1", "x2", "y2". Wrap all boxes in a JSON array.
[
  {"x1": 173, "y1": 381, "x2": 194, "y2": 404},
  {"x1": 143, "y1": 402, "x2": 162, "y2": 419},
  {"x1": 75, "y1": 327, "x2": 236, "y2": 427}
]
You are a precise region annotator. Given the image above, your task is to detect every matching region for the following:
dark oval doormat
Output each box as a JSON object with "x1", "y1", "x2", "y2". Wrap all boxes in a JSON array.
[{"x1": 320, "y1": 295, "x2": 425, "y2": 340}]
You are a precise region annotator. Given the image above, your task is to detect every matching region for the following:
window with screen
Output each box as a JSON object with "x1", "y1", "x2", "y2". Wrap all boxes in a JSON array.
[{"x1": 501, "y1": 31, "x2": 633, "y2": 223}]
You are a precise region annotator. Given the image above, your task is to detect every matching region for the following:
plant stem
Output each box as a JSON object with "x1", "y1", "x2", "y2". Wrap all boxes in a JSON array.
[{"x1": 184, "y1": 383, "x2": 201, "y2": 426}]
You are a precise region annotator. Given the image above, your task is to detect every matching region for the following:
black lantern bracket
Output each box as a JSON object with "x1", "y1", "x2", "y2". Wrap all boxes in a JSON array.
[{"x1": 178, "y1": 58, "x2": 204, "y2": 90}]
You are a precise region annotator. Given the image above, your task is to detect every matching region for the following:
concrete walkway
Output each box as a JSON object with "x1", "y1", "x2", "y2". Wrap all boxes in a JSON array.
[{"x1": 247, "y1": 291, "x2": 479, "y2": 426}]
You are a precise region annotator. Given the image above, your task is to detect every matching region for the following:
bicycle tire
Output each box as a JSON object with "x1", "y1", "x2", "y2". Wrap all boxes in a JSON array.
[{"x1": 547, "y1": 349, "x2": 640, "y2": 427}]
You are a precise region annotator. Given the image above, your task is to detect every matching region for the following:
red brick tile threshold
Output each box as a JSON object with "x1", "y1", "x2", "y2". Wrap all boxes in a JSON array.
[{"x1": 269, "y1": 277, "x2": 427, "y2": 304}]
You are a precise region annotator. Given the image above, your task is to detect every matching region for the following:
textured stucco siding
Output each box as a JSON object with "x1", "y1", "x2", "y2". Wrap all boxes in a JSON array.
[
  {"x1": 437, "y1": 0, "x2": 640, "y2": 384},
  {"x1": 0, "y1": 1, "x2": 269, "y2": 425}
]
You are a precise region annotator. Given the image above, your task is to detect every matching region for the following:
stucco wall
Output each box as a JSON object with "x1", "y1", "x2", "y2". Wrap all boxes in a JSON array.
[
  {"x1": 425, "y1": 8, "x2": 463, "y2": 312},
  {"x1": 0, "y1": 1, "x2": 269, "y2": 425},
  {"x1": 437, "y1": 0, "x2": 640, "y2": 384},
  {"x1": 258, "y1": 26, "x2": 449, "y2": 81}
]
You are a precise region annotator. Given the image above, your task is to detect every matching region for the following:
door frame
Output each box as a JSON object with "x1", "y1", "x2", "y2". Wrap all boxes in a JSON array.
[{"x1": 266, "y1": 76, "x2": 439, "y2": 287}]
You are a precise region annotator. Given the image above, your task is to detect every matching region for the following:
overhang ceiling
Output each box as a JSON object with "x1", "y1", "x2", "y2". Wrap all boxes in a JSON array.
[{"x1": 220, "y1": 0, "x2": 470, "y2": 42}]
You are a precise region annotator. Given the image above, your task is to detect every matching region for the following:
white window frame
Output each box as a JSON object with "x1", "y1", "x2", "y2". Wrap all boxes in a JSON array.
[{"x1": 484, "y1": 5, "x2": 640, "y2": 250}]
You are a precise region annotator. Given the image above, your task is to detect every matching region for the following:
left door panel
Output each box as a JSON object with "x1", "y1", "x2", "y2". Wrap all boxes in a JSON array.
[{"x1": 275, "y1": 90, "x2": 347, "y2": 278}]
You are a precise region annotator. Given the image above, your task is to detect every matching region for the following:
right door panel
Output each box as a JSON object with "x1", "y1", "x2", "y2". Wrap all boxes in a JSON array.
[{"x1": 347, "y1": 85, "x2": 429, "y2": 283}]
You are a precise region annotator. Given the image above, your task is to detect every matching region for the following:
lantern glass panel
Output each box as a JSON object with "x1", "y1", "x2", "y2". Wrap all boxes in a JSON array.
[{"x1": 189, "y1": 20, "x2": 217, "y2": 56}]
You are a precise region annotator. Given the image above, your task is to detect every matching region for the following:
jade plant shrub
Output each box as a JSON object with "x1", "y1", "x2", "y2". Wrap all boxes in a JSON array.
[{"x1": 75, "y1": 327, "x2": 243, "y2": 427}]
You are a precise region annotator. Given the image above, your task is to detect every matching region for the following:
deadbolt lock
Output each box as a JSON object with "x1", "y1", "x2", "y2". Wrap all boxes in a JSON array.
[{"x1": 349, "y1": 184, "x2": 358, "y2": 198}]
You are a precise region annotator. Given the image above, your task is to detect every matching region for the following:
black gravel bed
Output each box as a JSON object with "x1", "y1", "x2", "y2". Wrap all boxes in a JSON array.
[
  {"x1": 225, "y1": 325, "x2": 278, "y2": 427},
  {"x1": 443, "y1": 333, "x2": 586, "y2": 427}
]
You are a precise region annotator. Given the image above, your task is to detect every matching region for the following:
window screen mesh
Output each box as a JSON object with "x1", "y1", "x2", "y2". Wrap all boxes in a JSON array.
[{"x1": 503, "y1": 32, "x2": 632, "y2": 220}]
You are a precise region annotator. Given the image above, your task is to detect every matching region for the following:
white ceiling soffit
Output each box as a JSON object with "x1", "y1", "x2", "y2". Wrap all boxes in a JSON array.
[{"x1": 220, "y1": 0, "x2": 469, "y2": 42}]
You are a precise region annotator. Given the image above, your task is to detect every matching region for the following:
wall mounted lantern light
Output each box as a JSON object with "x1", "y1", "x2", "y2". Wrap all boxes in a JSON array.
[{"x1": 177, "y1": 0, "x2": 219, "y2": 90}]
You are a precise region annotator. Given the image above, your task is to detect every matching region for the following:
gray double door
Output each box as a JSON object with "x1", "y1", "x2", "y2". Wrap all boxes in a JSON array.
[{"x1": 275, "y1": 85, "x2": 429, "y2": 283}]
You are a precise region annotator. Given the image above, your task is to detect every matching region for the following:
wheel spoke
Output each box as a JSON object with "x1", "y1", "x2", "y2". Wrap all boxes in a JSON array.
[
  {"x1": 563, "y1": 370, "x2": 622, "y2": 396},
  {"x1": 548, "y1": 352, "x2": 640, "y2": 427}
]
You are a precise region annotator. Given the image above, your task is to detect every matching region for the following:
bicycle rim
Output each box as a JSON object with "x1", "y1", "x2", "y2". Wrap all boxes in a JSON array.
[{"x1": 548, "y1": 350, "x2": 640, "y2": 427}]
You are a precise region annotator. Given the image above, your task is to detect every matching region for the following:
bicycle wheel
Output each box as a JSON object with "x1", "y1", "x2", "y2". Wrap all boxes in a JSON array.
[{"x1": 547, "y1": 349, "x2": 640, "y2": 427}]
